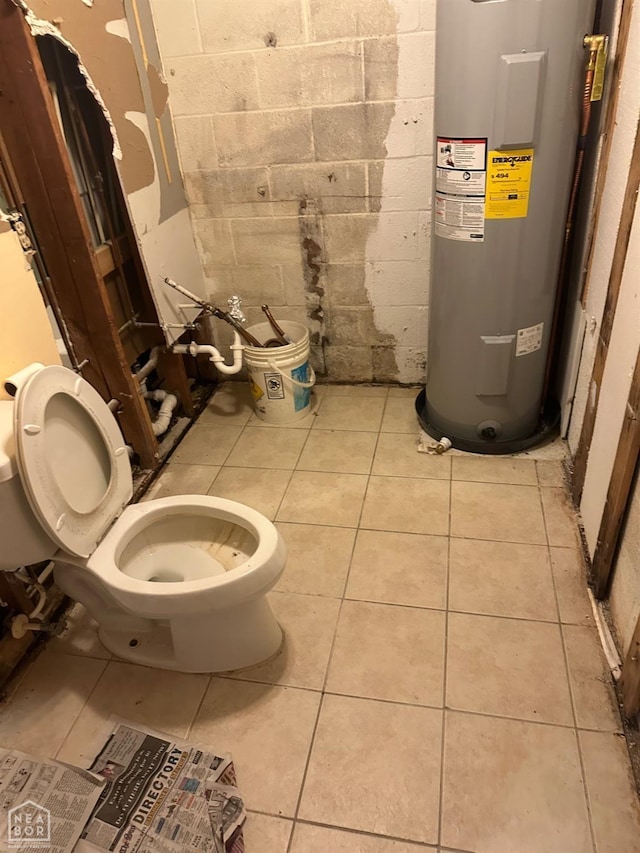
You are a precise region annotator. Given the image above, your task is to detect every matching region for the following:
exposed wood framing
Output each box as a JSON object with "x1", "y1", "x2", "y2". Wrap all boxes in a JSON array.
[
  {"x1": 0, "y1": 586, "x2": 66, "y2": 693},
  {"x1": 621, "y1": 604, "x2": 640, "y2": 718},
  {"x1": 591, "y1": 345, "x2": 640, "y2": 598},
  {"x1": 0, "y1": 3, "x2": 159, "y2": 468},
  {"x1": 572, "y1": 115, "x2": 640, "y2": 503},
  {"x1": 580, "y1": 0, "x2": 635, "y2": 306}
]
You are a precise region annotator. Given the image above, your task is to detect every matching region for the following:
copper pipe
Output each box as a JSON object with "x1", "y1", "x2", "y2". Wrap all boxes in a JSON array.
[{"x1": 261, "y1": 304, "x2": 290, "y2": 344}]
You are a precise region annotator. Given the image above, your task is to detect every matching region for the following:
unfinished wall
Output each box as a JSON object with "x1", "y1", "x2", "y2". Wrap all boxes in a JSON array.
[
  {"x1": 19, "y1": 0, "x2": 206, "y2": 339},
  {"x1": 568, "y1": 1, "x2": 640, "y2": 462},
  {"x1": 150, "y1": 0, "x2": 435, "y2": 382},
  {"x1": 610, "y1": 469, "x2": 640, "y2": 656},
  {"x1": 567, "y1": 0, "x2": 640, "y2": 658},
  {"x1": 0, "y1": 225, "x2": 61, "y2": 400}
]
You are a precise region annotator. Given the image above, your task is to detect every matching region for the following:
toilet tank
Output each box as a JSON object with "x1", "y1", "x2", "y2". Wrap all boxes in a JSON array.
[{"x1": 0, "y1": 402, "x2": 57, "y2": 570}]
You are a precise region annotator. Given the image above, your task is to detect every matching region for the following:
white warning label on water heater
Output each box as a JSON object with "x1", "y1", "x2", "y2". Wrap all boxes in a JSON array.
[
  {"x1": 435, "y1": 136, "x2": 487, "y2": 243},
  {"x1": 516, "y1": 322, "x2": 544, "y2": 357}
]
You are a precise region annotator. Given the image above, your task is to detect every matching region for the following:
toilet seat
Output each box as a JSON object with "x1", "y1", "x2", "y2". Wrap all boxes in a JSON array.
[
  {"x1": 14, "y1": 365, "x2": 132, "y2": 557},
  {"x1": 7, "y1": 362, "x2": 286, "y2": 673}
]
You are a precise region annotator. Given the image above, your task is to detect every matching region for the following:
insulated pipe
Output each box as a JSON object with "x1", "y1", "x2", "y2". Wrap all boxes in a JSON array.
[
  {"x1": 173, "y1": 333, "x2": 244, "y2": 375},
  {"x1": 134, "y1": 346, "x2": 163, "y2": 386},
  {"x1": 144, "y1": 389, "x2": 178, "y2": 437}
]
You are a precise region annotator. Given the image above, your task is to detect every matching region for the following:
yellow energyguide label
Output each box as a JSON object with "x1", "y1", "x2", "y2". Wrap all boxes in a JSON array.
[{"x1": 486, "y1": 149, "x2": 534, "y2": 219}]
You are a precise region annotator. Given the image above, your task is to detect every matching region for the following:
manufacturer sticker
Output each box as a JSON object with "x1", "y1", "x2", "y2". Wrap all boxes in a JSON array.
[
  {"x1": 516, "y1": 322, "x2": 544, "y2": 357},
  {"x1": 435, "y1": 137, "x2": 487, "y2": 243},
  {"x1": 249, "y1": 379, "x2": 264, "y2": 401},
  {"x1": 486, "y1": 149, "x2": 534, "y2": 219},
  {"x1": 264, "y1": 372, "x2": 285, "y2": 400}
]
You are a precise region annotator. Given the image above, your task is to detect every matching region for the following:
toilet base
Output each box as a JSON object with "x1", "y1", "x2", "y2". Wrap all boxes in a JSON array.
[{"x1": 98, "y1": 595, "x2": 283, "y2": 673}]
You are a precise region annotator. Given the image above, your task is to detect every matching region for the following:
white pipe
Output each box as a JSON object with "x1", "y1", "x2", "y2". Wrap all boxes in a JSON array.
[
  {"x1": 173, "y1": 333, "x2": 244, "y2": 375},
  {"x1": 10, "y1": 614, "x2": 50, "y2": 639},
  {"x1": 135, "y1": 346, "x2": 162, "y2": 385},
  {"x1": 4, "y1": 363, "x2": 45, "y2": 397},
  {"x1": 37, "y1": 562, "x2": 55, "y2": 585},
  {"x1": 27, "y1": 583, "x2": 47, "y2": 620},
  {"x1": 588, "y1": 588, "x2": 623, "y2": 681},
  {"x1": 144, "y1": 389, "x2": 178, "y2": 437}
]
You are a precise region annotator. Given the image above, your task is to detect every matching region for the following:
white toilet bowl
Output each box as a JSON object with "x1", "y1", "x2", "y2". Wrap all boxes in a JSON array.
[
  {"x1": 0, "y1": 364, "x2": 286, "y2": 673},
  {"x1": 54, "y1": 496, "x2": 286, "y2": 672}
]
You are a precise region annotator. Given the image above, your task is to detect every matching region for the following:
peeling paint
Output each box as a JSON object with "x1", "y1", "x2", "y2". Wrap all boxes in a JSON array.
[
  {"x1": 147, "y1": 62, "x2": 168, "y2": 119},
  {"x1": 105, "y1": 17, "x2": 131, "y2": 41},
  {"x1": 125, "y1": 110, "x2": 160, "y2": 233}
]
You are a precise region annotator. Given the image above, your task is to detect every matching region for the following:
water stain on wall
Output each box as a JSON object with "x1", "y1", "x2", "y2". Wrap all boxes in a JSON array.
[{"x1": 292, "y1": 6, "x2": 400, "y2": 382}]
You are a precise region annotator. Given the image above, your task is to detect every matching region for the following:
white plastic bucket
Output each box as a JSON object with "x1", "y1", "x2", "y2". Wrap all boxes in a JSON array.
[{"x1": 243, "y1": 320, "x2": 316, "y2": 424}]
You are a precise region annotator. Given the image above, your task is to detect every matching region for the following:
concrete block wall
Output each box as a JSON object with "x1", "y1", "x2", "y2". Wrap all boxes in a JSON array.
[{"x1": 150, "y1": 0, "x2": 435, "y2": 382}]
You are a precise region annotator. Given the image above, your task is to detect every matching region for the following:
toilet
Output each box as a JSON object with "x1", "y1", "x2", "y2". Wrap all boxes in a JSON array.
[{"x1": 0, "y1": 363, "x2": 286, "y2": 673}]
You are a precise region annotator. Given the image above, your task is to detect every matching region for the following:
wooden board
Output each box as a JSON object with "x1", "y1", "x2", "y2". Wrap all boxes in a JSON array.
[
  {"x1": 591, "y1": 345, "x2": 640, "y2": 598},
  {"x1": 621, "y1": 603, "x2": 640, "y2": 718},
  {"x1": 572, "y1": 116, "x2": 640, "y2": 503}
]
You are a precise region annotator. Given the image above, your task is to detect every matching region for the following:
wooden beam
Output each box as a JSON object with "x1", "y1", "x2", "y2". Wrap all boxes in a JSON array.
[
  {"x1": 591, "y1": 346, "x2": 640, "y2": 598},
  {"x1": 572, "y1": 115, "x2": 640, "y2": 503},
  {"x1": 621, "y1": 608, "x2": 640, "y2": 718},
  {"x1": 580, "y1": 0, "x2": 636, "y2": 306},
  {"x1": 0, "y1": 4, "x2": 159, "y2": 469}
]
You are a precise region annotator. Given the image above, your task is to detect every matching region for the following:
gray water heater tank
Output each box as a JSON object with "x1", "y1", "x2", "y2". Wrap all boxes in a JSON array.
[{"x1": 417, "y1": 0, "x2": 597, "y2": 452}]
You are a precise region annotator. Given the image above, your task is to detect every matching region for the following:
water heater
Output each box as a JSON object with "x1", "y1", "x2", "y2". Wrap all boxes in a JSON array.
[{"x1": 417, "y1": 0, "x2": 598, "y2": 452}]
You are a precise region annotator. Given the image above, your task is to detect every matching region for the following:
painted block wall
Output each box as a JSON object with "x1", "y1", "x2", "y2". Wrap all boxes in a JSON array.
[{"x1": 150, "y1": 0, "x2": 435, "y2": 382}]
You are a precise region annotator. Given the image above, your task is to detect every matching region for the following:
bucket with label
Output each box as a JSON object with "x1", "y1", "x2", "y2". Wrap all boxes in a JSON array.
[{"x1": 243, "y1": 320, "x2": 316, "y2": 424}]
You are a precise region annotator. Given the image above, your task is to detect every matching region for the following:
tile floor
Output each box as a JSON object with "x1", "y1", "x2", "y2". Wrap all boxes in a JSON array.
[{"x1": 3, "y1": 382, "x2": 640, "y2": 852}]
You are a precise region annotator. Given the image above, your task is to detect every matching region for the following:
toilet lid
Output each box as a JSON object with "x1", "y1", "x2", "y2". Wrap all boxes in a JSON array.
[{"x1": 14, "y1": 365, "x2": 133, "y2": 557}]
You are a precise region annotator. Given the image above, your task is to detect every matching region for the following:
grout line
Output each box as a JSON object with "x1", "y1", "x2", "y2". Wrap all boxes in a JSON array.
[
  {"x1": 214, "y1": 672, "x2": 322, "y2": 695},
  {"x1": 181, "y1": 155, "x2": 433, "y2": 174},
  {"x1": 437, "y1": 467, "x2": 453, "y2": 847},
  {"x1": 285, "y1": 420, "x2": 382, "y2": 849},
  {"x1": 172, "y1": 95, "x2": 432, "y2": 121},
  {"x1": 190, "y1": 0, "x2": 204, "y2": 54},
  {"x1": 300, "y1": 0, "x2": 311, "y2": 44},
  {"x1": 163, "y1": 31, "x2": 433, "y2": 61},
  {"x1": 538, "y1": 466, "x2": 598, "y2": 853},
  {"x1": 53, "y1": 657, "x2": 109, "y2": 761},
  {"x1": 291, "y1": 815, "x2": 439, "y2": 849},
  {"x1": 285, "y1": 692, "x2": 326, "y2": 853},
  {"x1": 184, "y1": 674, "x2": 214, "y2": 739}
]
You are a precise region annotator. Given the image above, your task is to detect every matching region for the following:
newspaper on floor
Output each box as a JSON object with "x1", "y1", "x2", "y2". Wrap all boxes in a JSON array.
[
  {"x1": 0, "y1": 747, "x2": 105, "y2": 853},
  {"x1": 74, "y1": 719, "x2": 246, "y2": 853}
]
